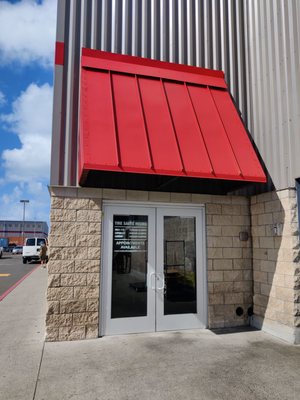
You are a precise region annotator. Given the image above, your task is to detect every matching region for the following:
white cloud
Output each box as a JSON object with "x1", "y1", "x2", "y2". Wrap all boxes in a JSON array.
[
  {"x1": 0, "y1": 91, "x2": 6, "y2": 107},
  {"x1": 0, "y1": 185, "x2": 25, "y2": 220},
  {"x1": 27, "y1": 180, "x2": 44, "y2": 195},
  {"x1": 0, "y1": 0, "x2": 57, "y2": 68},
  {"x1": 25, "y1": 184, "x2": 50, "y2": 222},
  {"x1": 1, "y1": 82, "x2": 53, "y2": 183},
  {"x1": 0, "y1": 183, "x2": 50, "y2": 223},
  {"x1": 1, "y1": 186, "x2": 23, "y2": 207}
]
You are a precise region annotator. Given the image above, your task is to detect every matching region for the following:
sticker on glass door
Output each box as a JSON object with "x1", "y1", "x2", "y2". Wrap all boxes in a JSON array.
[{"x1": 112, "y1": 215, "x2": 148, "y2": 318}]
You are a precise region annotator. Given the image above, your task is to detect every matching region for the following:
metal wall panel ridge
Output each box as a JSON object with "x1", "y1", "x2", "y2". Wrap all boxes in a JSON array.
[
  {"x1": 245, "y1": 0, "x2": 300, "y2": 189},
  {"x1": 52, "y1": 0, "x2": 250, "y2": 186}
]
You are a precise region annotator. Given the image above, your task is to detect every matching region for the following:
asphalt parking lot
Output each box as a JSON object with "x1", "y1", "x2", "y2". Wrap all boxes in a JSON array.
[{"x1": 0, "y1": 254, "x2": 39, "y2": 299}]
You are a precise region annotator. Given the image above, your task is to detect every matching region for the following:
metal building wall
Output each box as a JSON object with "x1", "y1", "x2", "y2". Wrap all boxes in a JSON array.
[
  {"x1": 245, "y1": 0, "x2": 300, "y2": 189},
  {"x1": 51, "y1": 0, "x2": 249, "y2": 187},
  {"x1": 51, "y1": 0, "x2": 300, "y2": 190}
]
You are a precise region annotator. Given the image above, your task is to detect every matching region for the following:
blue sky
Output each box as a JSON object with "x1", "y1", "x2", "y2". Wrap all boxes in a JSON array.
[{"x1": 0, "y1": 0, "x2": 57, "y2": 225}]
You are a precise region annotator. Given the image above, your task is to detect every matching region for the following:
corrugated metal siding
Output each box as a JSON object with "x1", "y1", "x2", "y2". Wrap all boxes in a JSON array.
[
  {"x1": 245, "y1": 0, "x2": 300, "y2": 188},
  {"x1": 51, "y1": 0, "x2": 300, "y2": 190}
]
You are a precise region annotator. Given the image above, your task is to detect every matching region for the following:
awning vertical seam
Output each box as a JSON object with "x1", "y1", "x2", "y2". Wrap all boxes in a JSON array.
[
  {"x1": 135, "y1": 75, "x2": 154, "y2": 170},
  {"x1": 185, "y1": 83, "x2": 215, "y2": 175},
  {"x1": 160, "y1": 78, "x2": 186, "y2": 173},
  {"x1": 208, "y1": 87, "x2": 243, "y2": 177},
  {"x1": 109, "y1": 71, "x2": 121, "y2": 167}
]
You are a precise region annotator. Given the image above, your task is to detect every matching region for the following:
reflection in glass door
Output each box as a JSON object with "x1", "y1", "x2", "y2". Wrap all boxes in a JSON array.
[
  {"x1": 163, "y1": 216, "x2": 197, "y2": 315},
  {"x1": 102, "y1": 206, "x2": 156, "y2": 335},
  {"x1": 156, "y1": 207, "x2": 206, "y2": 332},
  {"x1": 111, "y1": 215, "x2": 149, "y2": 319},
  {"x1": 102, "y1": 204, "x2": 206, "y2": 335}
]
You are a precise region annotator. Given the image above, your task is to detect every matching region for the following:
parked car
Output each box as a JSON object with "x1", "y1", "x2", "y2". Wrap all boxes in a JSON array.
[
  {"x1": 0, "y1": 246, "x2": 3, "y2": 258},
  {"x1": 22, "y1": 237, "x2": 48, "y2": 264},
  {"x1": 12, "y1": 246, "x2": 23, "y2": 255},
  {"x1": 7, "y1": 243, "x2": 17, "y2": 252}
]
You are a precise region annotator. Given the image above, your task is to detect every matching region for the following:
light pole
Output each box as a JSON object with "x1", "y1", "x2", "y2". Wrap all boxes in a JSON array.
[{"x1": 20, "y1": 200, "x2": 29, "y2": 244}]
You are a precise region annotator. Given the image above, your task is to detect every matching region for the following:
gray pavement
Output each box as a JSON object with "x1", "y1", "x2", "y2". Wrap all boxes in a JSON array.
[
  {"x1": 0, "y1": 254, "x2": 39, "y2": 297},
  {"x1": 0, "y1": 266, "x2": 47, "y2": 400},
  {"x1": 1, "y1": 268, "x2": 300, "y2": 400}
]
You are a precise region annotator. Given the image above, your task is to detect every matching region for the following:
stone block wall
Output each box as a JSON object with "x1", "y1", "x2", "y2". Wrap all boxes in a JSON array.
[
  {"x1": 251, "y1": 189, "x2": 300, "y2": 342},
  {"x1": 46, "y1": 187, "x2": 102, "y2": 341},
  {"x1": 46, "y1": 187, "x2": 252, "y2": 341},
  {"x1": 205, "y1": 195, "x2": 252, "y2": 328}
]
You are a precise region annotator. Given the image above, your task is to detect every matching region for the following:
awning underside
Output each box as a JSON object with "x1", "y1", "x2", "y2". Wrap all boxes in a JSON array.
[{"x1": 79, "y1": 49, "x2": 266, "y2": 190}]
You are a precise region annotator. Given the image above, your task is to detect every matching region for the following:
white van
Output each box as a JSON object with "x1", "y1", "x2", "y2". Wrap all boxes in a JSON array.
[{"x1": 22, "y1": 237, "x2": 48, "y2": 264}]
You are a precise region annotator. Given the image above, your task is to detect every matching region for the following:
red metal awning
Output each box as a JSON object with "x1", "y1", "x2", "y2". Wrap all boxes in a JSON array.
[{"x1": 79, "y1": 49, "x2": 266, "y2": 186}]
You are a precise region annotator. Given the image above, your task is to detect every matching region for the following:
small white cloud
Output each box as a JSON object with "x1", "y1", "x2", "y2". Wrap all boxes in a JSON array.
[
  {"x1": 1, "y1": 82, "x2": 53, "y2": 183},
  {"x1": 0, "y1": 91, "x2": 6, "y2": 107},
  {"x1": 27, "y1": 181, "x2": 44, "y2": 195},
  {"x1": 0, "y1": 0, "x2": 57, "y2": 68},
  {"x1": 0, "y1": 183, "x2": 50, "y2": 223},
  {"x1": 1, "y1": 186, "x2": 22, "y2": 207},
  {"x1": 26, "y1": 185, "x2": 50, "y2": 222},
  {"x1": 0, "y1": 186, "x2": 24, "y2": 220}
]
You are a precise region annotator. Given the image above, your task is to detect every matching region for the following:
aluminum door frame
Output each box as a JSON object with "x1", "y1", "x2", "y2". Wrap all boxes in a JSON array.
[
  {"x1": 101, "y1": 205, "x2": 156, "y2": 335},
  {"x1": 100, "y1": 201, "x2": 207, "y2": 336},
  {"x1": 156, "y1": 206, "x2": 207, "y2": 331}
]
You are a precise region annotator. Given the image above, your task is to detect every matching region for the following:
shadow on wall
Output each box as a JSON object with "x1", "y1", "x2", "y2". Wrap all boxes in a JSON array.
[{"x1": 251, "y1": 189, "x2": 300, "y2": 343}]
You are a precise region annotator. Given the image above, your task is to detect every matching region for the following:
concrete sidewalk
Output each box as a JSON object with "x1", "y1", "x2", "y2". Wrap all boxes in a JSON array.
[
  {"x1": 0, "y1": 266, "x2": 47, "y2": 400},
  {"x1": 1, "y1": 268, "x2": 300, "y2": 400}
]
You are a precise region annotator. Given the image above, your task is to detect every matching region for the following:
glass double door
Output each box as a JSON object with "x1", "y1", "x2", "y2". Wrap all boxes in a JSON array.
[{"x1": 101, "y1": 204, "x2": 207, "y2": 335}]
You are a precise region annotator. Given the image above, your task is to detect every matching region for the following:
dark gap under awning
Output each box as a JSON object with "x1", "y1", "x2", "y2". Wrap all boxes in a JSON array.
[{"x1": 78, "y1": 48, "x2": 266, "y2": 193}]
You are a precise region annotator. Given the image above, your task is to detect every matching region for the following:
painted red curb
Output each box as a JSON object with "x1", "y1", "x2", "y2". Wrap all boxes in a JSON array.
[{"x1": 0, "y1": 264, "x2": 41, "y2": 302}]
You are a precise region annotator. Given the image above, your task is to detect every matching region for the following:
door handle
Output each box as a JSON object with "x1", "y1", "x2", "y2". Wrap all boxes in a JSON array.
[
  {"x1": 149, "y1": 273, "x2": 165, "y2": 290},
  {"x1": 156, "y1": 273, "x2": 165, "y2": 291},
  {"x1": 149, "y1": 272, "x2": 156, "y2": 290}
]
